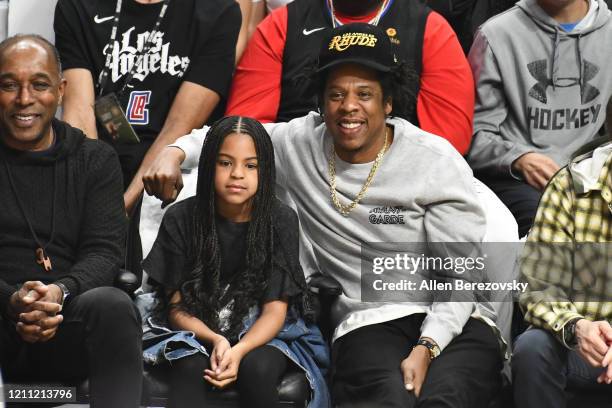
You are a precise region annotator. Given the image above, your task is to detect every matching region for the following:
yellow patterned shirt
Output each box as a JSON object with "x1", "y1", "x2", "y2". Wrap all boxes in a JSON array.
[{"x1": 519, "y1": 148, "x2": 612, "y2": 348}]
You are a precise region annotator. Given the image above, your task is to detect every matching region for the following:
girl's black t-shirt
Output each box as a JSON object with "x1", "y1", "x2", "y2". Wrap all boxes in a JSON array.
[{"x1": 143, "y1": 197, "x2": 303, "y2": 304}]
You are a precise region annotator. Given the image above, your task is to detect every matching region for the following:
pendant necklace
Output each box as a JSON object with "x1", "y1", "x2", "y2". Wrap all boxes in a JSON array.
[{"x1": 4, "y1": 141, "x2": 58, "y2": 272}]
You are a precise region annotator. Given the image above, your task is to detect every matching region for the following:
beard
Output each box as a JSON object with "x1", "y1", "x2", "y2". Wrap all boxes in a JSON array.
[{"x1": 332, "y1": 0, "x2": 383, "y2": 16}]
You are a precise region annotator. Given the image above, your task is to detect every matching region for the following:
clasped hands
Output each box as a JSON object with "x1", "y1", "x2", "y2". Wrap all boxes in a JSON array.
[
  {"x1": 8, "y1": 281, "x2": 64, "y2": 343},
  {"x1": 204, "y1": 335, "x2": 245, "y2": 389}
]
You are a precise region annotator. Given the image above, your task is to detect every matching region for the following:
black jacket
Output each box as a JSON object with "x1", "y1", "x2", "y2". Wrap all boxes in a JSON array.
[{"x1": 0, "y1": 119, "x2": 127, "y2": 316}]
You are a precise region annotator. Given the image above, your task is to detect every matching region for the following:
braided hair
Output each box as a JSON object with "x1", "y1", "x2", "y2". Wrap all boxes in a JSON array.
[{"x1": 175, "y1": 116, "x2": 277, "y2": 340}]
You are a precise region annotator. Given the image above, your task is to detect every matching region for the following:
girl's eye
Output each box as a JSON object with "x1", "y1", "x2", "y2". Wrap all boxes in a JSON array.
[
  {"x1": 218, "y1": 160, "x2": 232, "y2": 167},
  {"x1": 246, "y1": 162, "x2": 258, "y2": 169}
]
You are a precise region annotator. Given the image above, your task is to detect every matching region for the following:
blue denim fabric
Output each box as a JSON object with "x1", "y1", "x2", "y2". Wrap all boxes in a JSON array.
[
  {"x1": 241, "y1": 307, "x2": 331, "y2": 408},
  {"x1": 142, "y1": 318, "x2": 209, "y2": 365},
  {"x1": 136, "y1": 293, "x2": 331, "y2": 408},
  {"x1": 512, "y1": 328, "x2": 612, "y2": 408},
  {"x1": 137, "y1": 293, "x2": 209, "y2": 365}
]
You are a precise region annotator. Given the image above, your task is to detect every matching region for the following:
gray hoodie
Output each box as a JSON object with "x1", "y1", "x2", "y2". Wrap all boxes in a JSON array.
[{"x1": 467, "y1": 0, "x2": 612, "y2": 176}]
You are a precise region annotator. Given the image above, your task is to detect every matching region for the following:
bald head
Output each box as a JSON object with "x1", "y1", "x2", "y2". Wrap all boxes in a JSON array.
[
  {"x1": 0, "y1": 34, "x2": 62, "y2": 79},
  {"x1": 0, "y1": 34, "x2": 66, "y2": 152}
]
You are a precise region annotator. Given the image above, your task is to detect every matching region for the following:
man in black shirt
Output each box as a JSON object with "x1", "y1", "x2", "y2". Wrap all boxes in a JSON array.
[
  {"x1": 54, "y1": 0, "x2": 241, "y2": 214},
  {"x1": 0, "y1": 35, "x2": 142, "y2": 407}
]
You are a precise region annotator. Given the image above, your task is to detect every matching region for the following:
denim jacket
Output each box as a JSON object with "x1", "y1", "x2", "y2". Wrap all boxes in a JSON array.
[
  {"x1": 142, "y1": 317, "x2": 209, "y2": 365},
  {"x1": 241, "y1": 307, "x2": 331, "y2": 408},
  {"x1": 136, "y1": 293, "x2": 209, "y2": 365},
  {"x1": 137, "y1": 293, "x2": 331, "y2": 408}
]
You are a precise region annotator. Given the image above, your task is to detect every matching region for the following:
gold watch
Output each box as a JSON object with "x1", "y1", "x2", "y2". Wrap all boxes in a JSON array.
[{"x1": 415, "y1": 338, "x2": 441, "y2": 360}]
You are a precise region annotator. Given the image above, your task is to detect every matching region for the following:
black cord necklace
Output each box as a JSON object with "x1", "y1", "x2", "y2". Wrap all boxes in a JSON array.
[{"x1": 4, "y1": 147, "x2": 58, "y2": 272}]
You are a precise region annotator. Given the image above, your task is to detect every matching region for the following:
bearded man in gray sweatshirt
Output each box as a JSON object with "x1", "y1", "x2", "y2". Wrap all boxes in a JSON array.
[
  {"x1": 143, "y1": 23, "x2": 513, "y2": 408},
  {"x1": 467, "y1": 0, "x2": 612, "y2": 237}
]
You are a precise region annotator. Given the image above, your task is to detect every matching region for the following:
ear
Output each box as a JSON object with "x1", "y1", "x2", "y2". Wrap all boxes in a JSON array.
[
  {"x1": 384, "y1": 97, "x2": 392, "y2": 116},
  {"x1": 58, "y1": 77, "x2": 67, "y2": 105}
]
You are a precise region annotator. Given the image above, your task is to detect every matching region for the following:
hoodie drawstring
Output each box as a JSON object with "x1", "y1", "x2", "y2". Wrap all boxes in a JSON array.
[
  {"x1": 576, "y1": 34, "x2": 584, "y2": 101},
  {"x1": 551, "y1": 29, "x2": 585, "y2": 98},
  {"x1": 551, "y1": 28, "x2": 560, "y2": 90}
]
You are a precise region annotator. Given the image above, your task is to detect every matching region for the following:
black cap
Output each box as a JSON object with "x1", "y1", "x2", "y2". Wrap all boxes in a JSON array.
[{"x1": 317, "y1": 23, "x2": 397, "y2": 74}]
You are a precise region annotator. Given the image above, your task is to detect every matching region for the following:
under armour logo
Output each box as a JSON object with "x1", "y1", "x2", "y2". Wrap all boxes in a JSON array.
[{"x1": 527, "y1": 59, "x2": 600, "y2": 105}]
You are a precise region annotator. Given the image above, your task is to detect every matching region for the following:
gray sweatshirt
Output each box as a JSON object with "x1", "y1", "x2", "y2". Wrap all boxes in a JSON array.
[
  {"x1": 467, "y1": 0, "x2": 612, "y2": 176},
  {"x1": 174, "y1": 113, "x2": 495, "y2": 351}
]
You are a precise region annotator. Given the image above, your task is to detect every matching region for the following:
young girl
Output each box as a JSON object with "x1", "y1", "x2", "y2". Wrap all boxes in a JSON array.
[{"x1": 143, "y1": 116, "x2": 329, "y2": 408}]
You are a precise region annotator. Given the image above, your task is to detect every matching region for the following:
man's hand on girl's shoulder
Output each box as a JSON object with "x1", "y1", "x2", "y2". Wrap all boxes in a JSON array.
[{"x1": 143, "y1": 146, "x2": 185, "y2": 207}]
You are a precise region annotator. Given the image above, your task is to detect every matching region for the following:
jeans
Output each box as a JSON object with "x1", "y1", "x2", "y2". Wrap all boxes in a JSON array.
[{"x1": 513, "y1": 328, "x2": 612, "y2": 408}]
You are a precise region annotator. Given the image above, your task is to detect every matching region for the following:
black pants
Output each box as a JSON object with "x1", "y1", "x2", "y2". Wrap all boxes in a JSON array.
[
  {"x1": 169, "y1": 344, "x2": 288, "y2": 408},
  {"x1": 478, "y1": 175, "x2": 542, "y2": 237},
  {"x1": 332, "y1": 314, "x2": 502, "y2": 408},
  {"x1": 0, "y1": 287, "x2": 142, "y2": 407}
]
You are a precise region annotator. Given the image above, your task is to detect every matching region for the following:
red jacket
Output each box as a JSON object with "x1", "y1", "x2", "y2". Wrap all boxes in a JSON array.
[{"x1": 226, "y1": 6, "x2": 475, "y2": 154}]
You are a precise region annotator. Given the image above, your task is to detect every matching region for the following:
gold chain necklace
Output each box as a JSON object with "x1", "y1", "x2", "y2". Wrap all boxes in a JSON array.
[{"x1": 328, "y1": 127, "x2": 389, "y2": 216}]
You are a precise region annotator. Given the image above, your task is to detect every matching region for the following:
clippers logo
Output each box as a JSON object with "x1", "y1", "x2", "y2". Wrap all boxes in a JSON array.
[
  {"x1": 329, "y1": 33, "x2": 377, "y2": 52},
  {"x1": 528, "y1": 59, "x2": 600, "y2": 104},
  {"x1": 126, "y1": 91, "x2": 151, "y2": 125}
]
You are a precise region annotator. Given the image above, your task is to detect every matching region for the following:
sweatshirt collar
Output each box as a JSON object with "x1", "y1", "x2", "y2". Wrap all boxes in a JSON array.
[
  {"x1": 517, "y1": 0, "x2": 609, "y2": 34},
  {"x1": 569, "y1": 142, "x2": 612, "y2": 196}
]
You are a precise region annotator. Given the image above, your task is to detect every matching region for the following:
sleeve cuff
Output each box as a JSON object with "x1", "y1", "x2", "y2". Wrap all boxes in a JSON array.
[
  {"x1": 502, "y1": 147, "x2": 534, "y2": 179},
  {"x1": 54, "y1": 277, "x2": 79, "y2": 298},
  {"x1": 420, "y1": 320, "x2": 457, "y2": 352},
  {"x1": 169, "y1": 127, "x2": 209, "y2": 169},
  {"x1": 0, "y1": 282, "x2": 16, "y2": 318}
]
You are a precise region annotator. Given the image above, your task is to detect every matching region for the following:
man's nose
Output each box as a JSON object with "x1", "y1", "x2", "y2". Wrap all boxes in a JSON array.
[
  {"x1": 340, "y1": 92, "x2": 359, "y2": 113},
  {"x1": 16, "y1": 86, "x2": 34, "y2": 106}
]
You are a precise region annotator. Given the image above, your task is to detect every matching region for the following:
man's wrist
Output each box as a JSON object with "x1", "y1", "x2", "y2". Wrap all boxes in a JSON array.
[
  {"x1": 563, "y1": 317, "x2": 586, "y2": 348},
  {"x1": 6, "y1": 292, "x2": 20, "y2": 321},
  {"x1": 52, "y1": 283, "x2": 70, "y2": 306},
  {"x1": 411, "y1": 343, "x2": 432, "y2": 361},
  {"x1": 165, "y1": 145, "x2": 186, "y2": 164},
  {"x1": 414, "y1": 337, "x2": 441, "y2": 360},
  {"x1": 574, "y1": 318, "x2": 589, "y2": 338}
]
